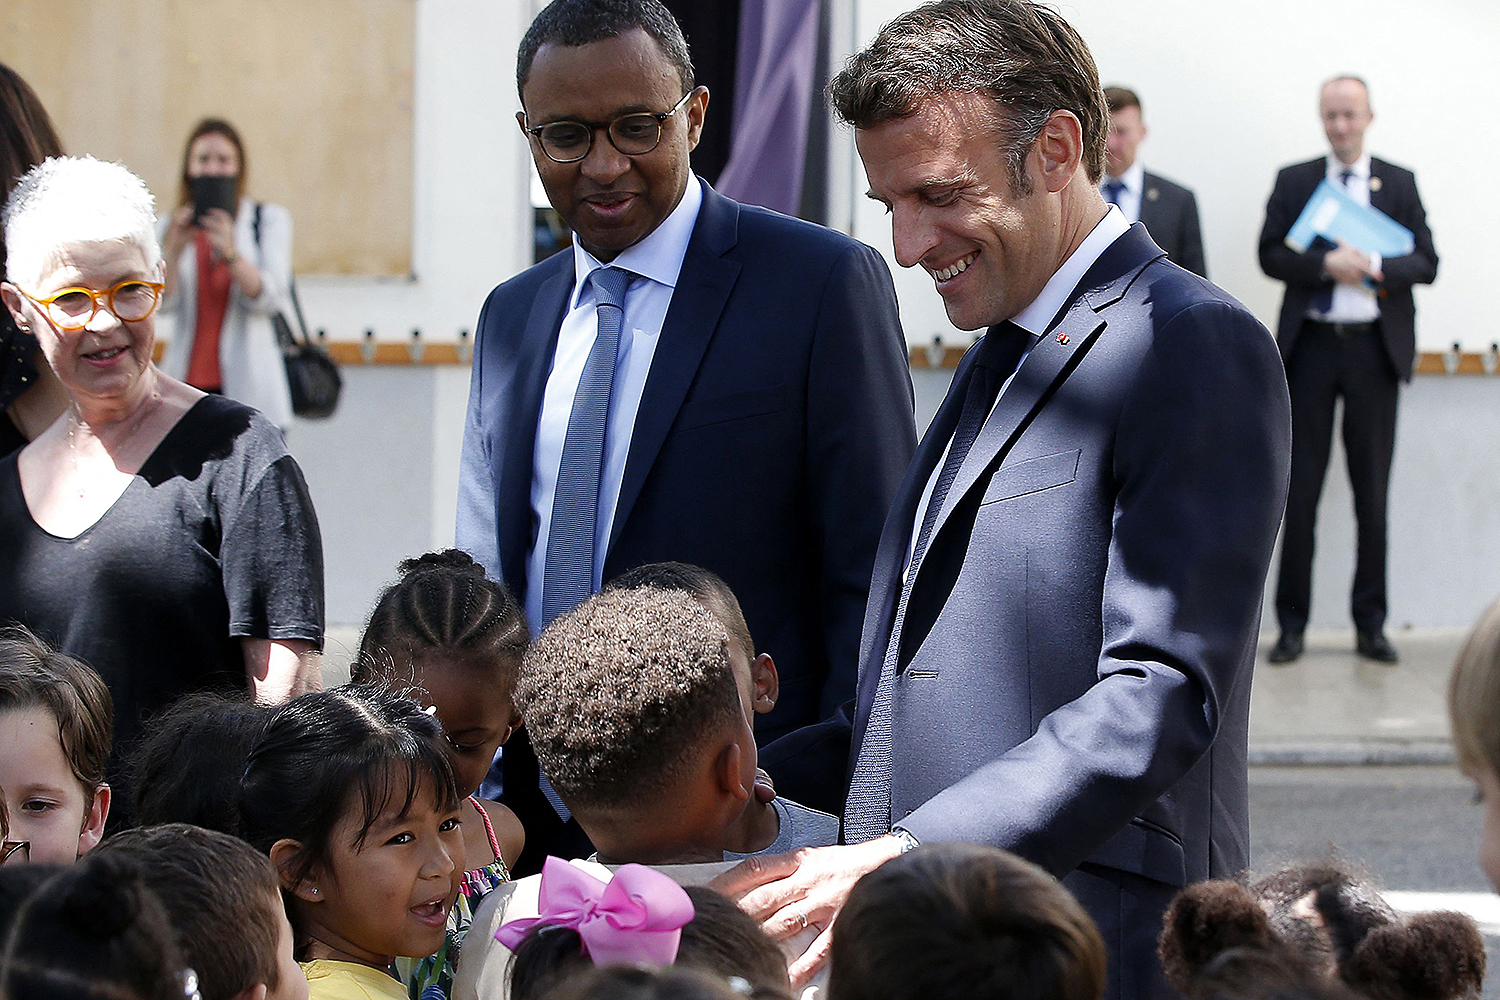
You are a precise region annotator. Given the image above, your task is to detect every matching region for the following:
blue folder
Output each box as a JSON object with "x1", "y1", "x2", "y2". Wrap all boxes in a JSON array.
[{"x1": 1284, "y1": 179, "x2": 1414, "y2": 257}]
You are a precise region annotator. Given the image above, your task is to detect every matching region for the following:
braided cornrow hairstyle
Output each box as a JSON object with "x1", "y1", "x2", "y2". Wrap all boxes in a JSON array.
[{"x1": 354, "y1": 549, "x2": 528, "y2": 685}]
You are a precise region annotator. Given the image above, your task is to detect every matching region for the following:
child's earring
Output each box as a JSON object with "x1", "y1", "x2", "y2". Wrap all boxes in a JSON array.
[{"x1": 311, "y1": 887, "x2": 319, "y2": 895}]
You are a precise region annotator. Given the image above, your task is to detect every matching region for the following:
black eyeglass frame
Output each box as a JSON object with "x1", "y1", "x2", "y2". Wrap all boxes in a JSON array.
[
  {"x1": 0, "y1": 840, "x2": 29, "y2": 865},
  {"x1": 521, "y1": 87, "x2": 702, "y2": 164}
]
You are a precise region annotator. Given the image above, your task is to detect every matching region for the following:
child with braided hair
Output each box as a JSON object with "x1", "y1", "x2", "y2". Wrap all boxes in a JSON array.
[{"x1": 354, "y1": 550, "x2": 528, "y2": 997}]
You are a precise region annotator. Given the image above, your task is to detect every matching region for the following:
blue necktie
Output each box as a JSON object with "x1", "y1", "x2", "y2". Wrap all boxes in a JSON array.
[
  {"x1": 540, "y1": 266, "x2": 634, "y2": 628},
  {"x1": 1312, "y1": 170, "x2": 1357, "y2": 314},
  {"x1": 844, "y1": 322, "x2": 1032, "y2": 843},
  {"x1": 1102, "y1": 179, "x2": 1124, "y2": 207}
]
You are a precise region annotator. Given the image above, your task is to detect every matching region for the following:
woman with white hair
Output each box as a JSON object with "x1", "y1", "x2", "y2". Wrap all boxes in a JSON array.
[{"x1": 0, "y1": 156, "x2": 324, "y2": 823}]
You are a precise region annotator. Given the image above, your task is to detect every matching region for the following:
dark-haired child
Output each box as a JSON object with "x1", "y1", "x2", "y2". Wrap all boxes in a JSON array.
[
  {"x1": 354, "y1": 549, "x2": 528, "y2": 997},
  {"x1": 500, "y1": 860, "x2": 790, "y2": 1000},
  {"x1": 457, "y1": 585, "x2": 836, "y2": 997},
  {"x1": 0, "y1": 852, "x2": 195, "y2": 1000},
  {"x1": 1158, "y1": 861, "x2": 1485, "y2": 1000},
  {"x1": 550, "y1": 965, "x2": 789, "y2": 1000},
  {"x1": 521, "y1": 583, "x2": 834, "y2": 864},
  {"x1": 606, "y1": 562, "x2": 780, "y2": 739},
  {"x1": 97, "y1": 823, "x2": 307, "y2": 1000},
  {"x1": 0, "y1": 625, "x2": 112, "y2": 865},
  {"x1": 130, "y1": 691, "x2": 269, "y2": 831},
  {"x1": 236, "y1": 686, "x2": 466, "y2": 1000},
  {"x1": 828, "y1": 843, "x2": 1105, "y2": 1000}
]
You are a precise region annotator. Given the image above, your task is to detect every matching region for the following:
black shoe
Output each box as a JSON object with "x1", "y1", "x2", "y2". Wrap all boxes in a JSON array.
[
  {"x1": 1356, "y1": 631, "x2": 1399, "y2": 663},
  {"x1": 1268, "y1": 632, "x2": 1304, "y2": 663}
]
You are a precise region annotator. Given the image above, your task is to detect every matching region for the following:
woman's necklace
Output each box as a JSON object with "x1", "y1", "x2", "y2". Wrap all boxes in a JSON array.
[{"x1": 67, "y1": 389, "x2": 164, "y2": 500}]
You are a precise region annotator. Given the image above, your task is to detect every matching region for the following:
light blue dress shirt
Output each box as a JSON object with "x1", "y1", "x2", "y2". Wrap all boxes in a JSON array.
[{"x1": 523, "y1": 175, "x2": 705, "y2": 631}]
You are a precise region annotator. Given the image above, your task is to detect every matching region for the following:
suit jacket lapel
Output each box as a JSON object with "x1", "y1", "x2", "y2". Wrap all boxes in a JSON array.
[
  {"x1": 924, "y1": 306, "x2": 1103, "y2": 550},
  {"x1": 495, "y1": 263, "x2": 572, "y2": 593},
  {"x1": 920, "y1": 224, "x2": 1163, "y2": 573},
  {"x1": 608, "y1": 185, "x2": 742, "y2": 553},
  {"x1": 1137, "y1": 173, "x2": 1159, "y2": 230},
  {"x1": 1368, "y1": 157, "x2": 1392, "y2": 217},
  {"x1": 859, "y1": 343, "x2": 987, "y2": 677}
]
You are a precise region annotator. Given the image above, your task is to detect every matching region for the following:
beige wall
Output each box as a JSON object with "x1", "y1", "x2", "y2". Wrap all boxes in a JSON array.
[{"x1": 0, "y1": 0, "x2": 415, "y2": 276}]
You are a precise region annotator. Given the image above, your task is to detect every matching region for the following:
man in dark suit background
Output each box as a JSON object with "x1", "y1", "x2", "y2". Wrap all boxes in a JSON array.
[
  {"x1": 1260, "y1": 75, "x2": 1438, "y2": 665},
  {"x1": 1100, "y1": 86, "x2": 1207, "y2": 278},
  {"x1": 455, "y1": 0, "x2": 916, "y2": 872},
  {"x1": 716, "y1": 1, "x2": 1291, "y2": 995}
]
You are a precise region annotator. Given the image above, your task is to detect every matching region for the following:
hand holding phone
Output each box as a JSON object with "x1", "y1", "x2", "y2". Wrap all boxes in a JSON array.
[{"x1": 189, "y1": 175, "x2": 237, "y2": 224}]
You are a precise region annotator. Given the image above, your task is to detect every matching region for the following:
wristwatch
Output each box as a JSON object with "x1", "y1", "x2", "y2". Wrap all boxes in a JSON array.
[
  {"x1": 221, "y1": 247, "x2": 239, "y2": 265},
  {"x1": 891, "y1": 826, "x2": 920, "y2": 854}
]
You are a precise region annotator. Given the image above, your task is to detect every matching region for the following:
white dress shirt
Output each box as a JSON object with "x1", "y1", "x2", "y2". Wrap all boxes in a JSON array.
[
  {"x1": 905, "y1": 206, "x2": 1132, "y2": 573},
  {"x1": 1309, "y1": 153, "x2": 1381, "y2": 324},
  {"x1": 1101, "y1": 160, "x2": 1145, "y2": 225},
  {"x1": 524, "y1": 175, "x2": 705, "y2": 631}
]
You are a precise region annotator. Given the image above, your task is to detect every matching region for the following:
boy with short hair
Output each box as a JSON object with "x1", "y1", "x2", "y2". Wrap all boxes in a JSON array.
[
  {"x1": 1449, "y1": 595, "x2": 1500, "y2": 891},
  {"x1": 517, "y1": 582, "x2": 836, "y2": 863},
  {"x1": 96, "y1": 823, "x2": 307, "y2": 1000},
  {"x1": 455, "y1": 581, "x2": 836, "y2": 1000}
]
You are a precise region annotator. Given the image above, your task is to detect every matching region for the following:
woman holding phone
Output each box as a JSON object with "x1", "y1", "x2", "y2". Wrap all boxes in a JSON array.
[{"x1": 159, "y1": 118, "x2": 293, "y2": 428}]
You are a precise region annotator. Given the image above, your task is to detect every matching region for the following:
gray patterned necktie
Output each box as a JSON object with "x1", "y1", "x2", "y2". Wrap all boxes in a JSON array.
[{"x1": 540, "y1": 265, "x2": 634, "y2": 628}]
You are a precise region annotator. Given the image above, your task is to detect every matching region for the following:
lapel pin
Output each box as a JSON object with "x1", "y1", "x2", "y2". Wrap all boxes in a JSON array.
[
  {"x1": 1056, "y1": 332, "x2": 1070, "y2": 345},
  {"x1": 1146, "y1": 187, "x2": 1160, "y2": 201},
  {"x1": 1369, "y1": 176, "x2": 1382, "y2": 193}
]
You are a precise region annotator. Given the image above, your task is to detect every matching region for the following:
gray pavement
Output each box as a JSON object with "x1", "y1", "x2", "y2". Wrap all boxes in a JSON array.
[{"x1": 1249, "y1": 627, "x2": 1465, "y2": 764}]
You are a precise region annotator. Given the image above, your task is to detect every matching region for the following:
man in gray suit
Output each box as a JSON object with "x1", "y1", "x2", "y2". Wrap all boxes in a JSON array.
[
  {"x1": 1101, "y1": 86, "x2": 1207, "y2": 278},
  {"x1": 717, "y1": 2, "x2": 1291, "y2": 996}
]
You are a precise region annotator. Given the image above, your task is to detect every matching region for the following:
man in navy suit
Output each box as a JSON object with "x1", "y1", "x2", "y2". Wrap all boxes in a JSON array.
[
  {"x1": 455, "y1": 0, "x2": 916, "y2": 873},
  {"x1": 1101, "y1": 86, "x2": 1207, "y2": 278},
  {"x1": 718, "y1": 2, "x2": 1290, "y2": 995},
  {"x1": 1260, "y1": 75, "x2": 1438, "y2": 665}
]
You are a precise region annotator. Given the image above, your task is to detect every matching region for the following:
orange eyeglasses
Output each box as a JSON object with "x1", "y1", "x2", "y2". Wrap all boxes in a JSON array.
[{"x1": 17, "y1": 278, "x2": 165, "y2": 331}]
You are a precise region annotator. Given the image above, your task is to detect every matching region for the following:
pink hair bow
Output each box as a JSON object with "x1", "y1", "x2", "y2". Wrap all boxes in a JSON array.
[{"x1": 495, "y1": 857, "x2": 695, "y2": 967}]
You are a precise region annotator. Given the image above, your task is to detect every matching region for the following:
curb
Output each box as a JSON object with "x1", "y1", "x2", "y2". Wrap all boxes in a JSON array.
[{"x1": 1249, "y1": 742, "x2": 1456, "y2": 767}]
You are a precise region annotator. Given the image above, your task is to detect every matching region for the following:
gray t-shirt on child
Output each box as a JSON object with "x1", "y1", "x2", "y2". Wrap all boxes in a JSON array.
[{"x1": 724, "y1": 797, "x2": 840, "y2": 860}]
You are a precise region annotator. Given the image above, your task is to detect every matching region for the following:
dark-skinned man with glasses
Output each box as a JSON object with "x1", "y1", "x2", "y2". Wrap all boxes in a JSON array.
[{"x1": 456, "y1": 0, "x2": 916, "y2": 873}]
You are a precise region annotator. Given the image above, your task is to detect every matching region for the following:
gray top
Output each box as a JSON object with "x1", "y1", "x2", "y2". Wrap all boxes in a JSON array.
[{"x1": 725, "y1": 797, "x2": 840, "y2": 860}]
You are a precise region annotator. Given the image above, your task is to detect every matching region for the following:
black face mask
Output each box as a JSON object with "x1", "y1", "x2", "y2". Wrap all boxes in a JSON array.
[{"x1": 189, "y1": 175, "x2": 238, "y2": 223}]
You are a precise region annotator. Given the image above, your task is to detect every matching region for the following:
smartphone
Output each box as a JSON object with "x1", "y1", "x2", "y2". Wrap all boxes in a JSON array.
[{"x1": 190, "y1": 175, "x2": 238, "y2": 224}]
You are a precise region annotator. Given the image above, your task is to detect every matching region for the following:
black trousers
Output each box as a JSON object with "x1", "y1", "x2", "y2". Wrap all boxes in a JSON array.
[{"x1": 1274, "y1": 321, "x2": 1399, "y2": 636}]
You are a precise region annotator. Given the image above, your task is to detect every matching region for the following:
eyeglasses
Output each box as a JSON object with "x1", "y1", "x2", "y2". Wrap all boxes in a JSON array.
[
  {"x1": 523, "y1": 88, "x2": 700, "y2": 163},
  {"x1": 1, "y1": 840, "x2": 28, "y2": 866},
  {"x1": 17, "y1": 278, "x2": 165, "y2": 331}
]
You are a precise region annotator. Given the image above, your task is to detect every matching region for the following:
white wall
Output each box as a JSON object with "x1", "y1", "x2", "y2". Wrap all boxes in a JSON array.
[{"x1": 850, "y1": 0, "x2": 1496, "y2": 351}]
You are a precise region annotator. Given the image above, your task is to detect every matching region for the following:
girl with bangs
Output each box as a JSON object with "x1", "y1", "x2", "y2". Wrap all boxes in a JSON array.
[{"x1": 237, "y1": 687, "x2": 465, "y2": 1000}]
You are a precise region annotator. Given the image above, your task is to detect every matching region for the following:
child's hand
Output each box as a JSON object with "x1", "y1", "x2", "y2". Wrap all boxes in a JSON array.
[{"x1": 754, "y1": 768, "x2": 776, "y2": 804}]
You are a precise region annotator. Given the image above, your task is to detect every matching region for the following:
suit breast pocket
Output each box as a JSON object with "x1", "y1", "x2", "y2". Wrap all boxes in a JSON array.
[
  {"x1": 675, "y1": 384, "x2": 788, "y2": 432},
  {"x1": 980, "y1": 448, "x2": 1081, "y2": 505}
]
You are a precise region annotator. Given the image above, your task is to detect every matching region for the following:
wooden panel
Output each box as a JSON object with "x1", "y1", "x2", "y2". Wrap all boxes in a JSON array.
[
  {"x1": 911, "y1": 345, "x2": 1500, "y2": 377},
  {"x1": 0, "y1": 0, "x2": 415, "y2": 276}
]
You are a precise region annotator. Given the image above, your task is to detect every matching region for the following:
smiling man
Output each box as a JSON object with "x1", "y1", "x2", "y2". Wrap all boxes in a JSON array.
[
  {"x1": 714, "y1": 2, "x2": 1291, "y2": 995},
  {"x1": 455, "y1": 0, "x2": 916, "y2": 873}
]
